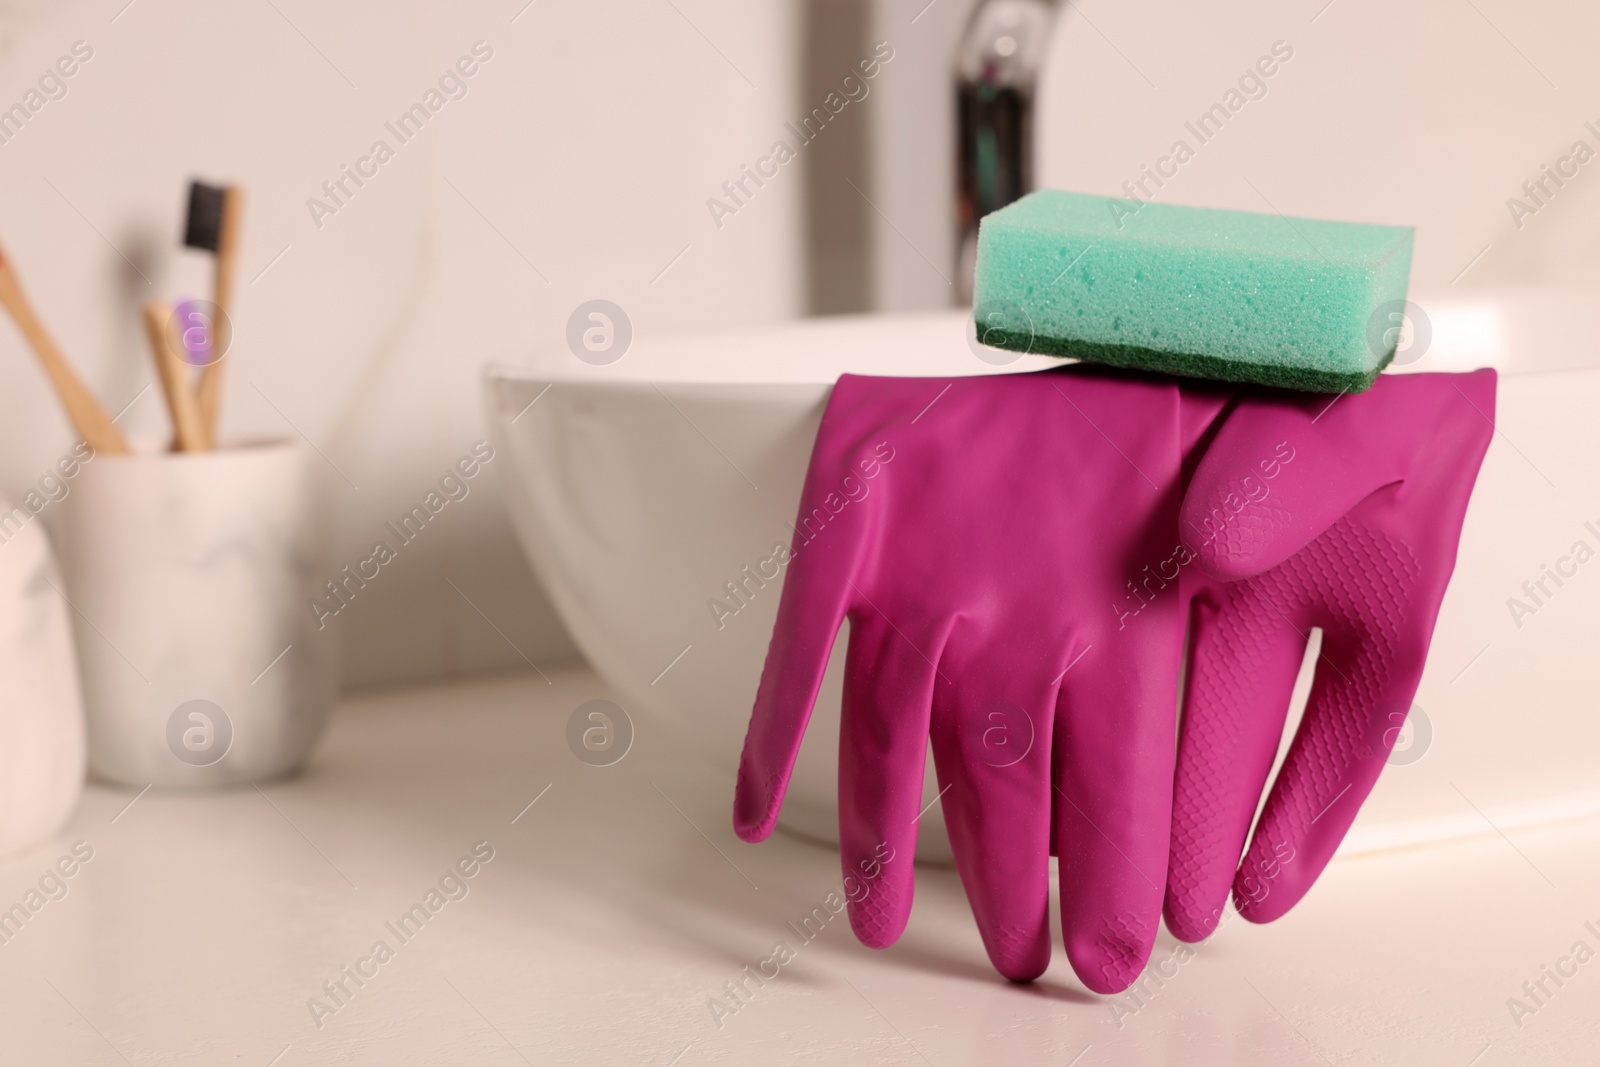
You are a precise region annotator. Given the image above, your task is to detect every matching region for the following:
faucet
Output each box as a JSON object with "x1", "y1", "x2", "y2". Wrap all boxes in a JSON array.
[{"x1": 955, "y1": 0, "x2": 1062, "y2": 302}]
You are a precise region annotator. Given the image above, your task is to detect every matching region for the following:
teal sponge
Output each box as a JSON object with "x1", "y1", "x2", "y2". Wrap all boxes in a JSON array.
[{"x1": 973, "y1": 190, "x2": 1414, "y2": 392}]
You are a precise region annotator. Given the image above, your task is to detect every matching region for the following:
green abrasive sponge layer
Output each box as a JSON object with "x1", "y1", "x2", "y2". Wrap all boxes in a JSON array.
[{"x1": 973, "y1": 190, "x2": 1414, "y2": 393}]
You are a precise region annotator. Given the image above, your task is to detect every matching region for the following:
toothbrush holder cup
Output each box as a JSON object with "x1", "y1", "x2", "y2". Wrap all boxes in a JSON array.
[{"x1": 50, "y1": 438, "x2": 336, "y2": 788}]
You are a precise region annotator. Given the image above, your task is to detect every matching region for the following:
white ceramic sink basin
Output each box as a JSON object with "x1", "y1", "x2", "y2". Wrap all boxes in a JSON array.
[{"x1": 487, "y1": 292, "x2": 1600, "y2": 863}]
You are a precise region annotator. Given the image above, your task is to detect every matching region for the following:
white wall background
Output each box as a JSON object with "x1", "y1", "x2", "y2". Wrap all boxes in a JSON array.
[{"x1": 1033, "y1": 0, "x2": 1600, "y2": 293}]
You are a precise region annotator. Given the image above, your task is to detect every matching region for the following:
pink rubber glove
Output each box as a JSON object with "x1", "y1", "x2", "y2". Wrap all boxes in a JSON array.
[
  {"x1": 1164, "y1": 370, "x2": 1497, "y2": 941},
  {"x1": 734, "y1": 366, "x2": 1217, "y2": 992}
]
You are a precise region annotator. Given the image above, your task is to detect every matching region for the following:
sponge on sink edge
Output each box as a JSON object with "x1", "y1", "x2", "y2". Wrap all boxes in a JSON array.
[{"x1": 973, "y1": 190, "x2": 1414, "y2": 393}]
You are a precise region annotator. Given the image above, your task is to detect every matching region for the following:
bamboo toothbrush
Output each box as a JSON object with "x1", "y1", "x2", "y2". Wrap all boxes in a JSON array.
[
  {"x1": 0, "y1": 240, "x2": 129, "y2": 455},
  {"x1": 182, "y1": 180, "x2": 242, "y2": 444},
  {"x1": 141, "y1": 300, "x2": 209, "y2": 452}
]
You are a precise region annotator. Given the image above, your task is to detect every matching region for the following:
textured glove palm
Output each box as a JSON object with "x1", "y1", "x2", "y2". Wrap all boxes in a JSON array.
[{"x1": 1165, "y1": 369, "x2": 1496, "y2": 940}]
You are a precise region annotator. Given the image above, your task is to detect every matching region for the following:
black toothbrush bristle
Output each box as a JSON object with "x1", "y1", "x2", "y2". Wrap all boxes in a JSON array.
[{"x1": 184, "y1": 180, "x2": 225, "y2": 252}]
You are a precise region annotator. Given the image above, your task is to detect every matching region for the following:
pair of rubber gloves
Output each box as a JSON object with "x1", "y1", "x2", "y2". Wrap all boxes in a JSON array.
[{"x1": 733, "y1": 365, "x2": 1495, "y2": 994}]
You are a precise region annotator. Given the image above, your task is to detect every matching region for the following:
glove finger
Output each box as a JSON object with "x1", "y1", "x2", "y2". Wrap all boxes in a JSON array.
[
  {"x1": 927, "y1": 643, "x2": 1057, "y2": 982},
  {"x1": 1165, "y1": 581, "x2": 1309, "y2": 943},
  {"x1": 1232, "y1": 522, "x2": 1431, "y2": 923},
  {"x1": 1053, "y1": 633, "x2": 1180, "y2": 995},
  {"x1": 733, "y1": 491, "x2": 866, "y2": 843},
  {"x1": 837, "y1": 613, "x2": 950, "y2": 949}
]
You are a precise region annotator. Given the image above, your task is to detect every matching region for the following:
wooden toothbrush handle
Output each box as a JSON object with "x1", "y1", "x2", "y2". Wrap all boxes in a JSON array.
[
  {"x1": 197, "y1": 186, "x2": 241, "y2": 441},
  {"x1": 0, "y1": 265, "x2": 129, "y2": 455},
  {"x1": 142, "y1": 301, "x2": 210, "y2": 452}
]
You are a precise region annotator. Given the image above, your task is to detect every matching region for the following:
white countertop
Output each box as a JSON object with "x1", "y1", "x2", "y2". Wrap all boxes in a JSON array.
[{"x1": 2, "y1": 667, "x2": 1596, "y2": 1066}]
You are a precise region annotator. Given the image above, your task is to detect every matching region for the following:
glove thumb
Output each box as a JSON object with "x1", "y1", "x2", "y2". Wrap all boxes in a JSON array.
[{"x1": 1181, "y1": 370, "x2": 1497, "y2": 582}]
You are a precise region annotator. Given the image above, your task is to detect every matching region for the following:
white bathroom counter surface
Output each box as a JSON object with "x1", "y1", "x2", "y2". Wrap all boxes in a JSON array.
[{"x1": 2, "y1": 667, "x2": 1596, "y2": 1066}]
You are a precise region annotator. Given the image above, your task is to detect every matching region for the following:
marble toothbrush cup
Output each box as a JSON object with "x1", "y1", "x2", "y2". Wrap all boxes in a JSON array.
[{"x1": 49, "y1": 439, "x2": 336, "y2": 787}]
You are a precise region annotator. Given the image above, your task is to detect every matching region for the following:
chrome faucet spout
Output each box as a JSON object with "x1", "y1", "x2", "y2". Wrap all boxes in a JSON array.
[{"x1": 955, "y1": 0, "x2": 1061, "y2": 301}]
